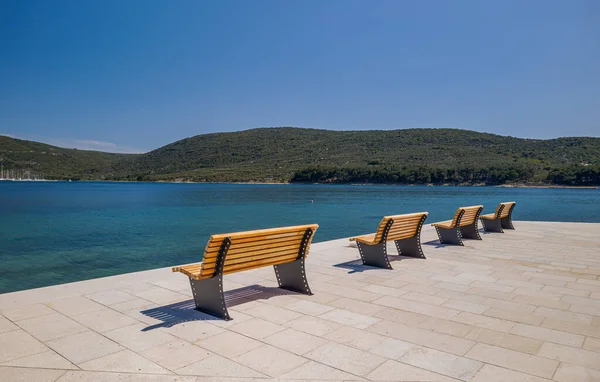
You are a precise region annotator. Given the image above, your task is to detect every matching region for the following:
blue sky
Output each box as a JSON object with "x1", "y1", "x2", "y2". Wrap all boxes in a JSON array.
[{"x1": 1, "y1": 0, "x2": 598, "y2": 153}]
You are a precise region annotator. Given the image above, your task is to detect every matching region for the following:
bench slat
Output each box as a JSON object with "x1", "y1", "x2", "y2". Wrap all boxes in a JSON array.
[
  {"x1": 203, "y1": 240, "x2": 303, "y2": 259},
  {"x1": 210, "y1": 224, "x2": 318, "y2": 241},
  {"x1": 203, "y1": 253, "x2": 300, "y2": 273},
  {"x1": 387, "y1": 220, "x2": 423, "y2": 229},
  {"x1": 205, "y1": 231, "x2": 305, "y2": 249},
  {"x1": 181, "y1": 252, "x2": 303, "y2": 279},
  {"x1": 387, "y1": 228, "x2": 420, "y2": 240},
  {"x1": 204, "y1": 236, "x2": 303, "y2": 253},
  {"x1": 388, "y1": 222, "x2": 421, "y2": 230},
  {"x1": 205, "y1": 232, "x2": 304, "y2": 251},
  {"x1": 386, "y1": 220, "x2": 422, "y2": 229},
  {"x1": 388, "y1": 225, "x2": 421, "y2": 233},
  {"x1": 219, "y1": 255, "x2": 299, "y2": 273},
  {"x1": 201, "y1": 240, "x2": 304, "y2": 269},
  {"x1": 384, "y1": 212, "x2": 429, "y2": 219},
  {"x1": 202, "y1": 248, "x2": 300, "y2": 269},
  {"x1": 221, "y1": 256, "x2": 300, "y2": 275}
]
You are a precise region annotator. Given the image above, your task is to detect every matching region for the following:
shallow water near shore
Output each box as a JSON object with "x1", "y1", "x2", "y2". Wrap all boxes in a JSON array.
[{"x1": 1, "y1": 181, "x2": 599, "y2": 293}]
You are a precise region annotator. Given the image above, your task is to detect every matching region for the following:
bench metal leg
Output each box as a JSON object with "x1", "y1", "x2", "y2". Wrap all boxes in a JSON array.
[
  {"x1": 481, "y1": 218, "x2": 504, "y2": 233},
  {"x1": 189, "y1": 276, "x2": 231, "y2": 321},
  {"x1": 274, "y1": 259, "x2": 312, "y2": 295},
  {"x1": 356, "y1": 241, "x2": 392, "y2": 269},
  {"x1": 394, "y1": 236, "x2": 426, "y2": 259},
  {"x1": 501, "y1": 216, "x2": 515, "y2": 230},
  {"x1": 460, "y1": 222, "x2": 482, "y2": 240},
  {"x1": 435, "y1": 226, "x2": 463, "y2": 246}
]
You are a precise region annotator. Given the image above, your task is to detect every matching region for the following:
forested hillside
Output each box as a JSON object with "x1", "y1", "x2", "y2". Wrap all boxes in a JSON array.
[
  {"x1": 1, "y1": 128, "x2": 599, "y2": 185},
  {"x1": 0, "y1": 135, "x2": 137, "y2": 179}
]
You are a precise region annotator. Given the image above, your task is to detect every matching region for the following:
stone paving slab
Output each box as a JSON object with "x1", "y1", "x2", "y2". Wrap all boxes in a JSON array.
[{"x1": 1, "y1": 221, "x2": 600, "y2": 381}]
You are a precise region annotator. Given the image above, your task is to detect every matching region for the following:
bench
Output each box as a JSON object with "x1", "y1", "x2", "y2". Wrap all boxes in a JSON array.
[
  {"x1": 172, "y1": 224, "x2": 318, "y2": 320},
  {"x1": 480, "y1": 201, "x2": 516, "y2": 232},
  {"x1": 431, "y1": 205, "x2": 483, "y2": 245},
  {"x1": 349, "y1": 212, "x2": 428, "y2": 269}
]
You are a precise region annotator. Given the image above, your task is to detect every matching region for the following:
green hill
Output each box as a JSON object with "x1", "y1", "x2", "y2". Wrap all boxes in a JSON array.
[
  {"x1": 0, "y1": 135, "x2": 137, "y2": 179},
  {"x1": 1, "y1": 128, "x2": 600, "y2": 185}
]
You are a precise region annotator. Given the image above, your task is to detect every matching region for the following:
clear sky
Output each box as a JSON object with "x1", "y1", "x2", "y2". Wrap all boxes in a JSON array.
[{"x1": 1, "y1": 0, "x2": 599, "y2": 153}]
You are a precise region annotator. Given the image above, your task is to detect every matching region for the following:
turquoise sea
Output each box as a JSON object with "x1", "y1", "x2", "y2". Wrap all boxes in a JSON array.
[{"x1": 1, "y1": 181, "x2": 599, "y2": 293}]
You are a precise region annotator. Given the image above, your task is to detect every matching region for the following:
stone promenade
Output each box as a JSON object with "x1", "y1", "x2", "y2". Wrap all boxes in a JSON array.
[{"x1": 1, "y1": 221, "x2": 599, "y2": 381}]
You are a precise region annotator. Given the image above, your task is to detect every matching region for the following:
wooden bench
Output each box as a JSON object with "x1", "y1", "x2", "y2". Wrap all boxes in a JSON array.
[
  {"x1": 431, "y1": 205, "x2": 483, "y2": 245},
  {"x1": 172, "y1": 224, "x2": 318, "y2": 320},
  {"x1": 349, "y1": 212, "x2": 428, "y2": 269},
  {"x1": 480, "y1": 201, "x2": 516, "y2": 232}
]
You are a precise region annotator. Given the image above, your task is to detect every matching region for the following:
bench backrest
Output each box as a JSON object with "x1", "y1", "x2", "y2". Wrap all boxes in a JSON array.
[
  {"x1": 496, "y1": 201, "x2": 516, "y2": 218},
  {"x1": 198, "y1": 224, "x2": 318, "y2": 279},
  {"x1": 452, "y1": 205, "x2": 483, "y2": 227},
  {"x1": 373, "y1": 212, "x2": 428, "y2": 243}
]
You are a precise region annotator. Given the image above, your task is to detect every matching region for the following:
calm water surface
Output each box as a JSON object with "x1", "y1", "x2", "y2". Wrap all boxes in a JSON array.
[{"x1": 1, "y1": 181, "x2": 599, "y2": 293}]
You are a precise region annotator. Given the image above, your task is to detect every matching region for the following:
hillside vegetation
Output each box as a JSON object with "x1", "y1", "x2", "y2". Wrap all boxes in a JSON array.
[
  {"x1": 1, "y1": 128, "x2": 599, "y2": 185},
  {"x1": 0, "y1": 135, "x2": 137, "y2": 179}
]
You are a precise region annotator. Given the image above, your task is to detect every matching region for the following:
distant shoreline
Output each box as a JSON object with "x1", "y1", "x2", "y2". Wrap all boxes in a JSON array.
[
  {"x1": 51, "y1": 180, "x2": 600, "y2": 188},
  {"x1": 3, "y1": 179, "x2": 597, "y2": 188},
  {"x1": 150, "y1": 180, "x2": 599, "y2": 188},
  {"x1": 495, "y1": 184, "x2": 597, "y2": 189}
]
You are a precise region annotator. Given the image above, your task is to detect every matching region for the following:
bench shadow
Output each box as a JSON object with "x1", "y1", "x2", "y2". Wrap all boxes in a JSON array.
[
  {"x1": 480, "y1": 230, "x2": 500, "y2": 236},
  {"x1": 333, "y1": 254, "x2": 421, "y2": 274},
  {"x1": 139, "y1": 284, "x2": 298, "y2": 331},
  {"x1": 422, "y1": 239, "x2": 449, "y2": 248},
  {"x1": 423, "y1": 228, "x2": 490, "y2": 248}
]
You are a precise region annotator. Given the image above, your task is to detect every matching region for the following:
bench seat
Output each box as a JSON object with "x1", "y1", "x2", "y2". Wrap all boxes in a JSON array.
[
  {"x1": 349, "y1": 212, "x2": 428, "y2": 269},
  {"x1": 431, "y1": 205, "x2": 483, "y2": 245},
  {"x1": 172, "y1": 224, "x2": 318, "y2": 320}
]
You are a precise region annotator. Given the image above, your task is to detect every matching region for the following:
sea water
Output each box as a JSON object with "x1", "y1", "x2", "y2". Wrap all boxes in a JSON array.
[{"x1": 1, "y1": 181, "x2": 599, "y2": 293}]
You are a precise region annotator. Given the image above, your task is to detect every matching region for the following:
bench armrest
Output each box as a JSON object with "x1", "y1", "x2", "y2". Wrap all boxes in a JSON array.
[
  {"x1": 172, "y1": 263, "x2": 203, "y2": 279},
  {"x1": 431, "y1": 220, "x2": 453, "y2": 228},
  {"x1": 349, "y1": 233, "x2": 377, "y2": 245}
]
